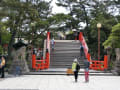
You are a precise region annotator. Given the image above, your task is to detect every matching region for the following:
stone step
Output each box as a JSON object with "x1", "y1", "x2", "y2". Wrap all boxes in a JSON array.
[
  {"x1": 54, "y1": 44, "x2": 80, "y2": 46},
  {"x1": 54, "y1": 40, "x2": 79, "y2": 43},
  {"x1": 50, "y1": 41, "x2": 84, "y2": 69},
  {"x1": 55, "y1": 44, "x2": 80, "y2": 48},
  {"x1": 50, "y1": 60, "x2": 85, "y2": 62},
  {"x1": 51, "y1": 49, "x2": 80, "y2": 51},
  {"x1": 50, "y1": 57, "x2": 81, "y2": 60},
  {"x1": 50, "y1": 62, "x2": 84, "y2": 65},
  {"x1": 26, "y1": 72, "x2": 113, "y2": 76},
  {"x1": 50, "y1": 60, "x2": 85, "y2": 63},
  {"x1": 49, "y1": 65, "x2": 84, "y2": 68},
  {"x1": 50, "y1": 53, "x2": 80, "y2": 56},
  {"x1": 28, "y1": 68, "x2": 113, "y2": 76},
  {"x1": 51, "y1": 51, "x2": 80, "y2": 54},
  {"x1": 50, "y1": 61, "x2": 84, "y2": 63},
  {"x1": 50, "y1": 57, "x2": 85, "y2": 59}
]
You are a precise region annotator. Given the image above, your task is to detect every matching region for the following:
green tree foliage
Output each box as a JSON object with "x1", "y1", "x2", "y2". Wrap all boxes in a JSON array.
[
  {"x1": 47, "y1": 13, "x2": 72, "y2": 32},
  {"x1": 0, "y1": 0, "x2": 120, "y2": 61},
  {"x1": 0, "y1": 21, "x2": 11, "y2": 55},
  {"x1": 56, "y1": 0, "x2": 119, "y2": 59},
  {"x1": 0, "y1": 25, "x2": 11, "y2": 45},
  {"x1": 0, "y1": 0, "x2": 52, "y2": 58},
  {"x1": 88, "y1": 12, "x2": 117, "y2": 58},
  {"x1": 56, "y1": 0, "x2": 90, "y2": 30},
  {"x1": 103, "y1": 23, "x2": 120, "y2": 48}
]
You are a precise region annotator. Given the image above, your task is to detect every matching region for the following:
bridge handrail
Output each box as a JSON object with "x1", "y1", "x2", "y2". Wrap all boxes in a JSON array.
[
  {"x1": 79, "y1": 32, "x2": 88, "y2": 58},
  {"x1": 32, "y1": 31, "x2": 50, "y2": 70},
  {"x1": 79, "y1": 32, "x2": 108, "y2": 70}
]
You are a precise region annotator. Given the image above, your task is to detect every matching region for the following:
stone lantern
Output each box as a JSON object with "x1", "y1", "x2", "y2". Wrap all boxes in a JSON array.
[{"x1": 9, "y1": 41, "x2": 29, "y2": 74}]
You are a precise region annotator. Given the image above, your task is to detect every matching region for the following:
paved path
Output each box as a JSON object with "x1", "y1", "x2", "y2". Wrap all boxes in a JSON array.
[{"x1": 0, "y1": 75, "x2": 120, "y2": 90}]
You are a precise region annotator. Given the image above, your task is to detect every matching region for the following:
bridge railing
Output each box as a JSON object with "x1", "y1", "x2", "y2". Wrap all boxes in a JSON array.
[
  {"x1": 32, "y1": 31, "x2": 50, "y2": 70},
  {"x1": 79, "y1": 32, "x2": 108, "y2": 70}
]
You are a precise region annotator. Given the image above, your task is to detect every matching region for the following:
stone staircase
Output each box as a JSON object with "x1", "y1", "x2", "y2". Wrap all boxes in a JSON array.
[
  {"x1": 50, "y1": 40, "x2": 86, "y2": 69},
  {"x1": 27, "y1": 40, "x2": 113, "y2": 76}
]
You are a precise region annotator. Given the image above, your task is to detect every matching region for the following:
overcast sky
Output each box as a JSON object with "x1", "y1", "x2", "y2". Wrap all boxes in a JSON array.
[
  {"x1": 47, "y1": 0, "x2": 86, "y2": 29},
  {"x1": 51, "y1": 0, "x2": 68, "y2": 14}
]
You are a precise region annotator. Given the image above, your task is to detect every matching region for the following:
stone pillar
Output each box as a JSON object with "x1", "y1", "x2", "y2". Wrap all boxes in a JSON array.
[
  {"x1": 113, "y1": 48, "x2": 120, "y2": 75},
  {"x1": 115, "y1": 48, "x2": 120, "y2": 62},
  {"x1": 106, "y1": 46, "x2": 111, "y2": 70}
]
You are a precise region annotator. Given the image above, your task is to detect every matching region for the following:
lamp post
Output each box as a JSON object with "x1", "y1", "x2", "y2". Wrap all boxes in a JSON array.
[{"x1": 97, "y1": 23, "x2": 101, "y2": 60}]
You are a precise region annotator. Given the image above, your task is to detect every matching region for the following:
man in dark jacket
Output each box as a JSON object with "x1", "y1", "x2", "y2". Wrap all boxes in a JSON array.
[{"x1": 84, "y1": 60, "x2": 90, "y2": 82}]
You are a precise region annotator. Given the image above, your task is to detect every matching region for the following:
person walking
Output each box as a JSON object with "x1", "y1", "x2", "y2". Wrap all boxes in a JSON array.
[
  {"x1": 72, "y1": 58, "x2": 80, "y2": 82},
  {"x1": 0, "y1": 56, "x2": 6, "y2": 78},
  {"x1": 51, "y1": 38, "x2": 55, "y2": 51},
  {"x1": 84, "y1": 60, "x2": 90, "y2": 82},
  {"x1": 80, "y1": 44, "x2": 84, "y2": 57}
]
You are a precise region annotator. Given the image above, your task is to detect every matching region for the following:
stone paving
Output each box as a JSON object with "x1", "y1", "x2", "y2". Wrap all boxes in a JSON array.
[{"x1": 0, "y1": 75, "x2": 120, "y2": 90}]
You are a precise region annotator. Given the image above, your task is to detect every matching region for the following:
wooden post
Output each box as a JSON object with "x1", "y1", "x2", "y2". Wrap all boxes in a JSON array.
[
  {"x1": 104, "y1": 55, "x2": 108, "y2": 69},
  {"x1": 32, "y1": 54, "x2": 36, "y2": 69}
]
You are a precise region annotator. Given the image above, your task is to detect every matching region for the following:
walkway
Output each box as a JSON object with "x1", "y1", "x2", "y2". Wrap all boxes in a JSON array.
[{"x1": 0, "y1": 75, "x2": 120, "y2": 90}]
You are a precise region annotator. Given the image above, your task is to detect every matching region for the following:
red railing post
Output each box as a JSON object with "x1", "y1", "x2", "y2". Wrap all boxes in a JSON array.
[
  {"x1": 47, "y1": 52, "x2": 49, "y2": 68},
  {"x1": 45, "y1": 31, "x2": 50, "y2": 69},
  {"x1": 79, "y1": 32, "x2": 82, "y2": 41},
  {"x1": 104, "y1": 55, "x2": 108, "y2": 69},
  {"x1": 32, "y1": 54, "x2": 36, "y2": 69},
  {"x1": 87, "y1": 53, "x2": 90, "y2": 62},
  {"x1": 45, "y1": 52, "x2": 49, "y2": 69},
  {"x1": 47, "y1": 31, "x2": 50, "y2": 50}
]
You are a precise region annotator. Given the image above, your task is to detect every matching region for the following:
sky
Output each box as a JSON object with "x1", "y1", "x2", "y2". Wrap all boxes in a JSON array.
[
  {"x1": 50, "y1": 0, "x2": 68, "y2": 14},
  {"x1": 50, "y1": 0, "x2": 86, "y2": 29}
]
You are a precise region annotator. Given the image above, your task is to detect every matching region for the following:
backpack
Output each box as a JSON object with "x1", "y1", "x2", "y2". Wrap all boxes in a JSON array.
[{"x1": 76, "y1": 63, "x2": 80, "y2": 71}]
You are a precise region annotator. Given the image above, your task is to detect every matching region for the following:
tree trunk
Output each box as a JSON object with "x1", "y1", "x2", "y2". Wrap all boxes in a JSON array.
[
  {"x1": 7, "y1": 28, "x2": 17, "y2": 60},
  {"x1": 7, "y1": 18, "x2": 19, "y2": 60}
]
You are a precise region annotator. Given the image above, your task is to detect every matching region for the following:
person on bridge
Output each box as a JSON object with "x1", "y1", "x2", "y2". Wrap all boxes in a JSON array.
[
  {"x1": 72, "y1": 58, "x2": 80, "y2": 82},
  {"x1": 80, "y1": 44, "x2": 84, "y2": 57},
  {"x1": 51, "y1": 38, "x2": 55, "y2": 51},
  {"x1": 84, "y1": 60, "x2": 90, "y2": 82}
]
